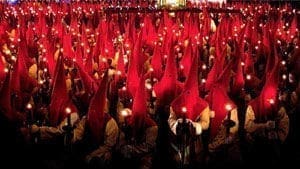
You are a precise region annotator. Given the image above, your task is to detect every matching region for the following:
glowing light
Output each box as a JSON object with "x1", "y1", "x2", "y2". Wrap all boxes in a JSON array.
[
  {"x1": 65, "y1": 107, "x2": 71, "y2": 114},
  {"x1": 282, "y1": 74, "x2": 287, "y2": 80},
  {"x1": 180, "y1": 64, "x2": 184, "y2": 70},
  {"x1": 241, "y1": 62, "x2": 245, "y2": 66},
  {"x1": 269, "y1": 99, "x2": 275, "y2": 105},
  {"x1": 281, "y1": 60, "x2": 286, "y2": 65},
  {"x1": 145, "y1": 83, "x2": 152, "y2": 90},
  {"x1": 26, "y1": 103, "x2": 32, "y2": 110},
  {"x1": 225, "y1": 104, "x2": 232, "y2": 111},
  {"x1": 246, "y1": 74, "x2": 251, "y2": 80},
  {"x1": 201, "y1": 79, "x2": 206, "y2": 84},
  {"x1": 121, "y1": 109, "x2": 131, "y2": 117},
  {"x1": 116, "y1": 70, "x2": 122, "y2": 75},
  {"x1": 122, "y1": 86, "x2": 127, "y2": 91},
  {"x1": 181, "y1": 106, "x2": 187, "y2": 113},
  {"x1": 4, "y1": 68, "x2": 9, "y2": 73}
]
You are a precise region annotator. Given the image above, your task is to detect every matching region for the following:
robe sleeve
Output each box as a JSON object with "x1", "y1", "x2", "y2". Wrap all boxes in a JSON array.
[
  {"x1": 209, "y1": 108, "x2": 239, "y2": 152},
  {"x1": 87, "y1": 118, "x2": 119, "y2": 160},
  {"x1": 121, "y1": 126, "x2": 158, "y2": 158},
  {"x1": 276, "y1": 107, "x2": 289, "y2": 143},
  {"x1": 199, "y1": 106, "x2": 210, "y2": 130},
  {"x1": 39, "y1": 113, "x2": 79, "y2": 140}
]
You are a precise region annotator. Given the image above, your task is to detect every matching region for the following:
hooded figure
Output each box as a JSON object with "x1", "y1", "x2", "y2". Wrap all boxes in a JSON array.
[
  {"x1": 24, "y1": 54, "x2": 79, "y2": 143},
  {"x1": 244, "y1": 49, "x2": 289, "y2": 167},
  {"x1": 168, "y1": 51, "x2": 210, "y2": 168},
  {"x1": 116, "y1": 74, "x2": 158, "y2": 169},
  {"x1": 205, "y1": 58, "x2": 241, "y2": 167},
  {"x1": 72, "y1": 71, "x2": 119, "y2": 169}
]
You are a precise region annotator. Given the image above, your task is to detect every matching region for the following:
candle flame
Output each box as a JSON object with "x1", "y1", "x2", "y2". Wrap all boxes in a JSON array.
[
  {"x1": 65, "y1": 107, "x2": 71, "y2": 114},
  {"x1": 225, "y1": 104, "x2": 232, "y2": 111}
]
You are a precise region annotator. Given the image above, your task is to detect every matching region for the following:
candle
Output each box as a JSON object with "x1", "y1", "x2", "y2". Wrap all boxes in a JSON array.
[
  {"x1": 26, "y1": 103, "x2": 33, "y2": 125},
  {"x1": 65, "y1": 107, "x2": 71, "y2": 127}
]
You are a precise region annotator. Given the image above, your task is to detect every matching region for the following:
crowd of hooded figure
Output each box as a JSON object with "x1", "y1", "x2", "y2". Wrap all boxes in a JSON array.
[{"x1": 0, "y1": 2, "x2": 299, "y2": 169}]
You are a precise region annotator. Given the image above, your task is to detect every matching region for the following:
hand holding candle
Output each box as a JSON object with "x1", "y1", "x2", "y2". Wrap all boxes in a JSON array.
[{"x1": 65, "y1": 107, "x2": 71, "y2": 127}]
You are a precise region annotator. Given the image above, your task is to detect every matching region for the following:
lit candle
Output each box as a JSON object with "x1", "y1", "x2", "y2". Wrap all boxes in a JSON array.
[
  {"x1": 181, "y1": 106, "x2": 187, "y2": 113},
  {"x1": 65, "y1": 107, "x2": 71, "y2": 127},
  {"x1": 246, "y1": 74, "x2": 251, "y2": 80}
]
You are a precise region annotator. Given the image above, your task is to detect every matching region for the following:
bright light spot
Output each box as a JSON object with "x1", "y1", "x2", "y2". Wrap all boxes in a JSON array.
[
  {"x1": 269, "y1": 99, "x2": 275, "y2": 105},
  {"x1": 181, "y1": 106, "x2": 187, "y2": 113},
  {"x1": 145, "y1": 83, "x2": 152, "y2": 90},
  {"x1": 26, "y1": 103, "x2": 32, "y2": 110},
  {"x1": 65, "y1": 107, "x2": 71, "y2": 114},
  {"x1": 246, "y1": 74, "x2": 251, "y2": 80},
  {"x1": 225, "y1": 104, "x2": 232, "y2": 111},
  {"x1": 282, "y1": 74, "x2": 287, "y2": 80}
]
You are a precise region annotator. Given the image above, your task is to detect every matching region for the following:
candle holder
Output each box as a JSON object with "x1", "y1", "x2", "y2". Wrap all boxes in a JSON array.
[{"x1": 63, "y1": 107, "x2": 73, "y2": 151}]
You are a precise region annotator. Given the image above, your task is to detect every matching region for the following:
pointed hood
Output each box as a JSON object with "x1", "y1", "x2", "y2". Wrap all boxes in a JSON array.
[
  {"x1": 129, "y1": 74, "x2": 156, "y2": 137},
  {"x1": 49, "y1": 54, "x2": 69, "y2": 126},
  {"x1": 171, "y1": 52, "x2": 208, "y2": 121},
  {"x1": 153, "y1": 44, "x2": 178, "y2": 107},
  {"x1": 207, "y1": 84, "x2": 236, "y2": 139},
  {"x1": 87, "y1": 71, "x2": 110, "y2": 144},
  {"x1": 249, "y1": 47, "x2": 280, "y2": 122}
]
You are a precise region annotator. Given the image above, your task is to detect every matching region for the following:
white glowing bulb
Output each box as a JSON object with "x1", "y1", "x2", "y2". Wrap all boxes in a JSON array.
[
  {"x1": 202, "y1": 64, "x2": 207, "y2": 70},
  {"x1": 122, "y1": 86, "x2": 127, "y2": 91},
  {"x1": 4, "y1": 68, "x2": 9, "y2": 73},
  {"x1": 149, "y1": 67, "x2": 154, "y2": 72},
  {"x1": 281, "y1": 60, "x2": 286, "y2": 65},
  {"x1": 201, "y1": 79, "x2": 206, "y2": 84},
  {"x1": 241, "y1": 62, "x2": 245, "y2": 66}
]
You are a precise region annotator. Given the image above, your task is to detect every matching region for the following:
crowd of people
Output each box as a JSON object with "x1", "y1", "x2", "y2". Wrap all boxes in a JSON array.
[{"x1": 0, "y1": 1, "x2": 299, "y2": 169}]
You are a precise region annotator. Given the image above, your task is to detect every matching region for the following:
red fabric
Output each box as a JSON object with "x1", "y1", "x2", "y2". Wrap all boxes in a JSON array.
[
  {"x1": 63, "y1": 33, "x2": 75, "y2": 60},
  {"x1": 208, "y1": 85, "x2": 236, "y2": 138},
  {"x1": 87, "y1": 71, "x2": 110, "y2": 144},
  {"x1": 49, "y1": 55, "x2": 69, "y2": 126},
  {"x1": 129, "y1": 74, "x2": 156, "y2": 137},
  {"x1": 0, "y1": 54, "x2": 5, "y2": 82},
  {"x1": 171, "y1": 51, "x2": 208, "y2": 121},
  {"x1": 153, "y1": 44, "x2": 178, "y2": 107},
  {"x1": 180, "y1": 41, "x2": 193, "y2": 79},
  {"x1": 0, "y1": 69, "x2": 14, "y2": 121},
  {"x1": 249, "y1": 48, "x2": 280, "y2": 122},
  {"x1": 75, "y1": 62, "x2": 97, "y2": 95},
  {"x1": 126, "y1": 34, "x2": 142, "y2": 98},
  {"x1": 150, "y1": 42, "x2": 163, "y2": 80}
]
